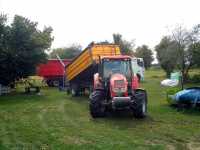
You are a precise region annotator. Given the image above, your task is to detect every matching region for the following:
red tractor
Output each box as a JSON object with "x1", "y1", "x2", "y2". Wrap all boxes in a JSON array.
[{"x1": 90, "y1": 55, "x2": 147, "y2": 118}]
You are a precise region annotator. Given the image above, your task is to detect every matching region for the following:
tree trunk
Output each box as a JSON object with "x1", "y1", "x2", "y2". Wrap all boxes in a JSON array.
[
  {"x1": 181, "y1": 70, "x2": 184, "y2": 90},
  {"x1": 166, "y1": 71, "x2": 171, "y2": 78},
  {"x1": 183, "y1": 64, "x2": 191, "y2": 82}
]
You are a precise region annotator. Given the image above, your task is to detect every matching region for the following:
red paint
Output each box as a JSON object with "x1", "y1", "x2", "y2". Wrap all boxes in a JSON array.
[
  {"x1": 37, "y1": 59, "x2": 71, "y2": 78},
  {"x1": 110, "y1": 73, "x2": 128, "y2": 98},
  {"x1": 132, "y1": 75, "x2": 139, "y2": 89}
]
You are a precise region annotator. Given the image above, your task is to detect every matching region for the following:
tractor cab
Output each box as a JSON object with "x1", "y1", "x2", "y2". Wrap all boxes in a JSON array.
[
  {"x1": 101, "y1": 56, "x2": 135, "y2": 96},
  {"x1": 101, "y1": 56, "x2": 132, "y2": 82},
  {"x1": 94, "y1": 56, "x2": 139, "y2": 95}
]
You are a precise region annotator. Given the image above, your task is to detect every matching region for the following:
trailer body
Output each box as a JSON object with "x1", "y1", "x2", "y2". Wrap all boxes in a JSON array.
[
  {"x1": 66, "y1": 44, "x2": 121, "y2": 92},
  {"x1": 37, "y1": 59, "x2": 71, "y2": 86}
]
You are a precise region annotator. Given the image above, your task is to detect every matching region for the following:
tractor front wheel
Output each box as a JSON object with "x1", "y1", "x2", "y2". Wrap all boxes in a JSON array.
[
  {"x1": 132, "y1": 89, "x2": 147, "y2": 118},
  {"x1": 89, "y1": 90, "x2": 106, "y2": 118}
]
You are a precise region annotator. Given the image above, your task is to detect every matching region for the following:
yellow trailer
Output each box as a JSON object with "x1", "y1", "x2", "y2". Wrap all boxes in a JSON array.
[{"x1": 66, "y1": 43, "x2": 121, "y2": 95}]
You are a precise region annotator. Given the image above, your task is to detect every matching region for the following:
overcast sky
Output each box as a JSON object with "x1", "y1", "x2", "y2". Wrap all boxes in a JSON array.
[{"x1": 1, "y1": 0, "x2": 200, "y2": 49}]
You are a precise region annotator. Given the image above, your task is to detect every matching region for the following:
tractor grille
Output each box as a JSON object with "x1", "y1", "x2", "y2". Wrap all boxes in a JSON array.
[{"x1": 114, "y1": 80, "x2": 125, "y2": 88}]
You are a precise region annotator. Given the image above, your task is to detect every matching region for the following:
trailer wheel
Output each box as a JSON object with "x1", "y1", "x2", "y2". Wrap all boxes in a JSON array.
[
  {"x1": 52, "y1": 80, "x2": 59, "y2": 87},
  {"x1": 25, "y1": 87, "x2": 30, "y2": 93},
  {"x1": 46, "y1": 80, "x2": 53, "y2": 87},
  {"x1": 89, "y1": 90, "x2": 106, "y2": 118},
  {"x1": 132, "y1": 89, "x2": 147, "y2": 118},
  {"x1": 71, "y1": 85, "x2": 79, "y2": 96}
]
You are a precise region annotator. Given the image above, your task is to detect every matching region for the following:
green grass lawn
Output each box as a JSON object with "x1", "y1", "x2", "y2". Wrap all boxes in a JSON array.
[{"x1": 0, "y1": 69, "x2": 200, "y2": 150}]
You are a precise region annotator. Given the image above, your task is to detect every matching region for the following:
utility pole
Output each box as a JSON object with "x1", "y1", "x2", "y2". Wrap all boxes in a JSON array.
[{"x1": 56, "y1": 54, "x2": 66, "y2": 90}]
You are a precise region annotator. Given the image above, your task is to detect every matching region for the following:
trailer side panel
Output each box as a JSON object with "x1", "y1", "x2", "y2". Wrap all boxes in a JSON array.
[
  {"x1": 66, "y1": 48, "x2": 93, "y2": 81},
  {"x1": 66, "y1": 44, "x2": 121, "y2": 82}
]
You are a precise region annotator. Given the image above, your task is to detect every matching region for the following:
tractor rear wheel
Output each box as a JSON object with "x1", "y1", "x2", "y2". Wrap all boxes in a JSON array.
[
  {"x1": 89, "y1": 90, "x2": 106, "y2": 118},
  {"x1": 132, "y1": 89, "x2": 147, "y2": 118}
]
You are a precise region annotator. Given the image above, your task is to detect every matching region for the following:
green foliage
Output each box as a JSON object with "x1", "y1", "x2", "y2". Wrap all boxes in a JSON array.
[
  {"x1": 166, "y1": 87, "x2": 181, "y2": 104},
  {"x1": 155, "y1": 36, "x2": 179, "y2": 77},
  {"x1": 50, "y1": 44, "x2": 81, "y2": 59},
  {"x1": 113, "y1": 33, "x2": 135, "y2": 55},
  {"x1": 0, "y1": 15, "x2": 53, "y2": 86},
  {"x1": 155, "y1": 25, "x2": 200, "y2": 79},
  {"x1": 134, "y1": 45, "x2": 154, "y2": 69},
  {"x1": 188, "y1": 42, "x2": 200, "y2": 67},
  {"x1": 189, "y1": 74, "x2": 200, "y2": 83},
  {"x1": 170, "y1": 24, "x2": 200, "y2": 81},
  {"x1": 0, "y1": 14, "x2": 7, "y2": 25},
  {"x1": 166, "y1": 87, "x2": 181, "y2": 95}
]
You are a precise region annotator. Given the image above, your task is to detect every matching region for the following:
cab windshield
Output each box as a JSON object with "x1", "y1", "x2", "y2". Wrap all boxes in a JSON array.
[{"x1": 103, "y1": 59, "x2": 131, "y2": 79}]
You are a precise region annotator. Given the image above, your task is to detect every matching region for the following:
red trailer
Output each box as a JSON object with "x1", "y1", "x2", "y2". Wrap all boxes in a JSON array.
[{"x1": 37, "y1": 59, "x2": 71, "y2": 87}]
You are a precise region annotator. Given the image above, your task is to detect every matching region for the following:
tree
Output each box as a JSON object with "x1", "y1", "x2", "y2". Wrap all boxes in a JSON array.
[
  {"x1": 170, "y1": 24, "x2": 200, "y2": 81},
  {"x1": 0, "y1": 15, "x2": 53, "y2": 86},
  {"x1": 135, "y1": 45, "x2": 154, "y2": 69},
  {"x1": 50, "y1": 44, "x2": 81, "y2": 59},
  {"x1": 155, "y1": 36, "x2": 179, "y2": 77},
  {"x1": 113, "y1": 33, "x2": 135, "y2": 55},
  {"x1": 189, "y1": 42, "x2": 200, "y2": 67}
]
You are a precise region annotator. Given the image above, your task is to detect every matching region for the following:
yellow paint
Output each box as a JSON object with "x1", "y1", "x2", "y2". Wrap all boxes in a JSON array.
[{"x1": 66, "y1": 44, "x2": 121, "y2": 81}]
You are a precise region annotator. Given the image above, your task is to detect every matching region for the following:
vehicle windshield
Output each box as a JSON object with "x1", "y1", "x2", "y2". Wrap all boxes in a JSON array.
[{"x1": 103, "y1": 59, "x2": 131, "y2": 79}]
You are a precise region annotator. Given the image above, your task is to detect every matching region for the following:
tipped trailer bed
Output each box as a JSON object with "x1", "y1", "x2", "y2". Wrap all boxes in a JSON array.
[
  {"x1": 37, "y1": 59, "x2": 71, "y2": 87},
  {"x1": 66, "y1": 43, "x2": 121, "y2": 95}
]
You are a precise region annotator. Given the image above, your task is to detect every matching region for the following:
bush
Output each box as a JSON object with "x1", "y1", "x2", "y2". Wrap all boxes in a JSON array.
[
  {"x1": 189, "y1": 74, "x2": 200, "y2": 83},
  {"x1": 166, "y1": 87, "x2": 181, "y2": 105}
]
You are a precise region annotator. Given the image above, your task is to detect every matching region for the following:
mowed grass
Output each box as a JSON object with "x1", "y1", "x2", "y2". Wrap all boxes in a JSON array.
[{"x1": 0, "y1": 69, "x2": 200, "y2": 150}]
